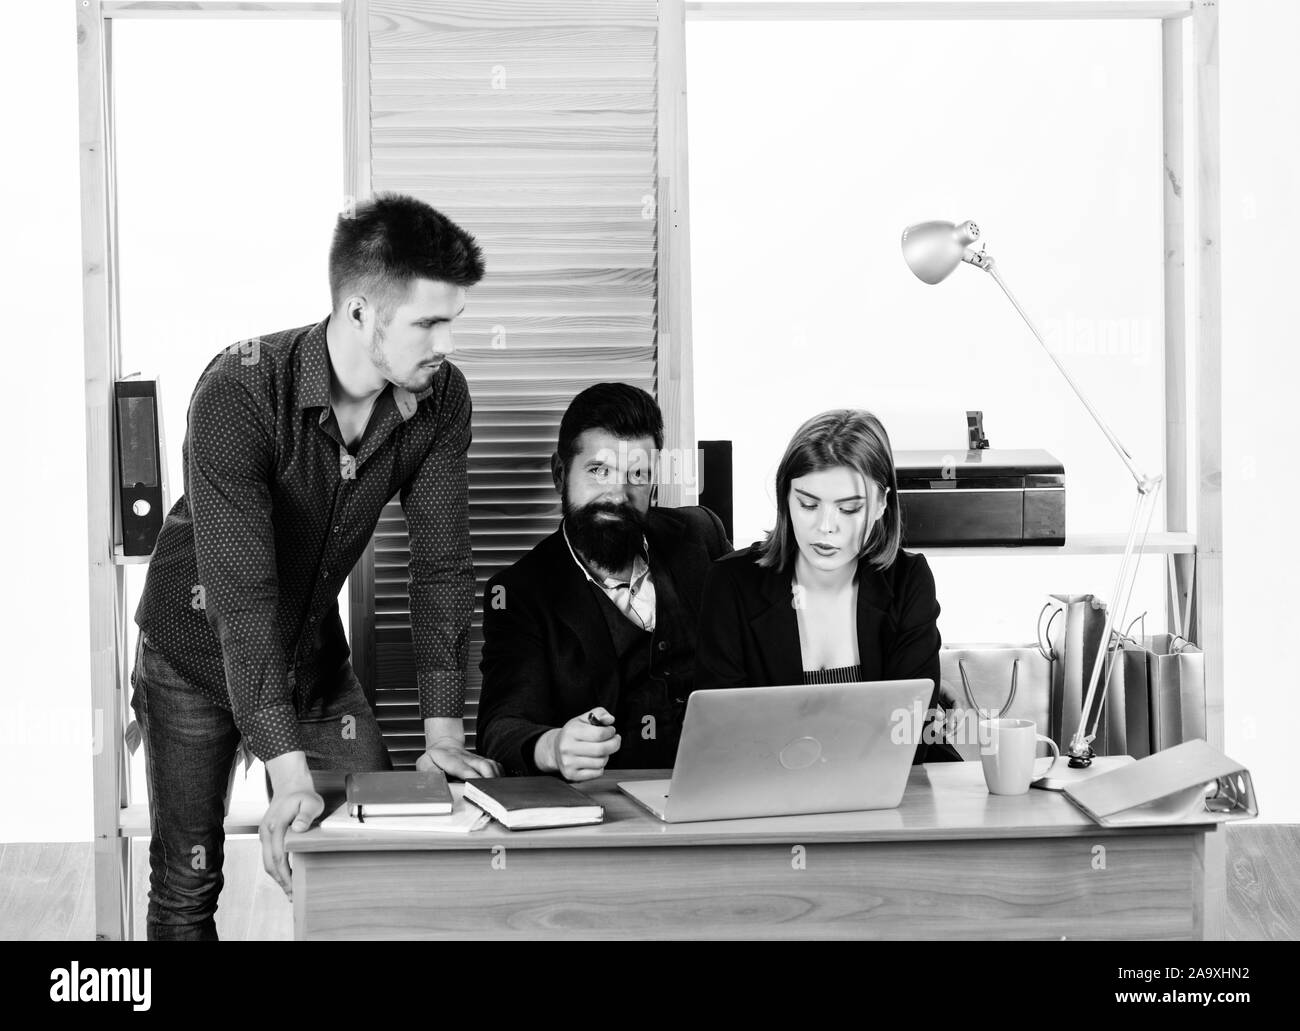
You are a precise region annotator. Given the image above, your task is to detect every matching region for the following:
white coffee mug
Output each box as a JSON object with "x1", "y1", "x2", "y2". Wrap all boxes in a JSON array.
[{"x1": 978, "y1": 718, "x2": 1061, "y2": 795}]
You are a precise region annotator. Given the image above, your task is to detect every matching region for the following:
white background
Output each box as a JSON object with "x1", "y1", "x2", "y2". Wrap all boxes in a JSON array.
[
  {"x1": 0, "y1": 0, "x2": 1295, "y2": 843},
  {"x1": 691, "y1": 14, "x2": 1172, "y2": 641}
]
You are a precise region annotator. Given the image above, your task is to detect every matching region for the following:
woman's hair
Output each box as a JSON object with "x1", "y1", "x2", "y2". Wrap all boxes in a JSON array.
[{"x1": 756, "y1": 408, "x2": 902, "y2": 574}]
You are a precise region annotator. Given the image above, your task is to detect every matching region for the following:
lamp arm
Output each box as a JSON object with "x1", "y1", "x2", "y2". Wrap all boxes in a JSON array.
[
  {"x1": 1071, "y1": 479, "x2": 1163, "y2": 759},
  {"x1": 966, "y1": 252, "x2": 1168, "y2": 762},
  {"x1": 976, "y1": 258, "x2": 1152, "y2": 493}
]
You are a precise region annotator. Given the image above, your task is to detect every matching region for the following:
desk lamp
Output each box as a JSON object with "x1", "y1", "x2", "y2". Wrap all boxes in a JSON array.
[{"x1": 901, "y1": 219, "x2": 1164, "y2": 789}]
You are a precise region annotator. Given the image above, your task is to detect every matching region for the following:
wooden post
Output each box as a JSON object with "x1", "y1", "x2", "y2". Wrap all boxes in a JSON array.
[
  {"x1": 657, "y1": 0, "x2": 698, "y2": 508},
  {"x1": 343, "y1": 0, "x2": 377, "y2": 697},
  {"x1": 1161, "y1": 15, "x2": 1196, "y2": 645},
  {"x1": 342, "y1": 0, "x2": 370, "y2": 204},
  {"x1": 1191, "y1": 0, "x2": 1224, "y2": 756},
  {"x1": 1192, "y1": 0, "x2": 1225, "y2": 940},
  {"x1": 77, "y1": 0, "x2": 128, "y2": 942}
]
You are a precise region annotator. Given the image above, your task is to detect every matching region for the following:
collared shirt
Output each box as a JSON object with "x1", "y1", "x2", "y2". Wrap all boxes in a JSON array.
[
  {"x1": 134, "y1": 317, "x2": 474, "y2": 762},
  {"x1": 561, "y1": 520, "x2": 657, "y2": 633}
]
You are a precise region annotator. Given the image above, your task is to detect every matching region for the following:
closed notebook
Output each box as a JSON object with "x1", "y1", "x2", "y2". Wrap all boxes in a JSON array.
[
  {"x1": 325, "y1": 785, "x2": 487, "y2": 834},
  {"x1": 345, "y1": 770, "x2": 453, "y2": 819},
  {"x1": 462, "y1": 776, "x2": 604, "y2": 830},
  {"x1": 1063, "y1": 739, "x2": 1257, "y2": 827}
]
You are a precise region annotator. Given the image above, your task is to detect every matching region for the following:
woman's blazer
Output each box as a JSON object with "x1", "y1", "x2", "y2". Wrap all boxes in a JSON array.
[{"x1": 695, "y1": 542, "x2": 961, "y2": 763}]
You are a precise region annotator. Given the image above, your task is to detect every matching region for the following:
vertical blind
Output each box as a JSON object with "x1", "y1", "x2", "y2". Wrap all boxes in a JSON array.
[{"x1": 362, "y1": 0, "x2": 663, "y2": 766}]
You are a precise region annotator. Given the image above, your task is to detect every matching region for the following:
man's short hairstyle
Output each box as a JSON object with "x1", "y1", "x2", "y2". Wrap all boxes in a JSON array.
[
  {"x1": 756, "y1": 408, "x2": 903, "y2": 574},
  {"x1": 557, "y1": 383, "x2": 665, "y2": 474},
  {"x1": 328, "y1": 192, "x2": 485, "y2": 320}
]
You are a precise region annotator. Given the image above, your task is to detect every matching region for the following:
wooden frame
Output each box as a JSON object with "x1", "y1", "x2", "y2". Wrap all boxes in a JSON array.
[
  {"x1": 679, "y1": 0, "x2": 1224, "y2": 937},
  {"x1": 101, "y1": 1, "x2": 338, "y2": 16},
  {"x1": 80, "y1": 0, "x2": 1223, "y2": 940},
  {"x1": 76, "y1": 0, "x2": 346, "y2": 942},
  {"x1": 657, "y1": 0, "x2": 698, "y2": 509},
  {"x1": 686, "y1": 1, "x2": 1194, "y2": 18},
  {"x1": 1191, "y1": 0, "x2": 1226, "y2": 931},
  {"x1": 78, "y1": 0, "x2": 128, "y2": 945},
  {"x1": 342, "y1": 0, "x2": 375, "y2": 702}
]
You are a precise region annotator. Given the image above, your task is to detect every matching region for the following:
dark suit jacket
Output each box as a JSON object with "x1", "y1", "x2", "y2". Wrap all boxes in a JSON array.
[
  {"x1": 696, "y1": 543, "x2": 961, "y2": 763},
  {"x1": 477, "y1": 505, "x2": 732, "y2": 774}
]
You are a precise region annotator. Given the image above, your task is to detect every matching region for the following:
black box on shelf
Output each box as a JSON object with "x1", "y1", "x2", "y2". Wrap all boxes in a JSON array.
[{"x1": 893, "y1": 448, "x2": 1065, "y2": 547}]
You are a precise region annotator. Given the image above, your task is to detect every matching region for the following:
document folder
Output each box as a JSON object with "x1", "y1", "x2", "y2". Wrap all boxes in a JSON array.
[{"x1": 1063, "y1": 739, "x2": 1257, "y2": 827}]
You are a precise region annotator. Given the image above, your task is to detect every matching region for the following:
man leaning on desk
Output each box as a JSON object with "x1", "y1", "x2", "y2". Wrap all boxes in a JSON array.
[
  {"x1": 476, "y1": 384, "x2": 732, "y2": 779},
  {"x1": 130, "y1": 194, "x2": 499, "y2": 941}
]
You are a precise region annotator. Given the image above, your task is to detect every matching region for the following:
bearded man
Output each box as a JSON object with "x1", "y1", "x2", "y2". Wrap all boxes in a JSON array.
[{"x1": 476, "y1": 383, "x2": 732, "y2": 779}]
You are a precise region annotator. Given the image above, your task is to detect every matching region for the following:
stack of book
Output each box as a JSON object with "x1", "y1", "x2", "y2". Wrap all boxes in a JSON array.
[
  {"x1": 325, "y1": 770, "x2": 489, "y2": 834},
  {"x1": 327, "y1": 772, "x2": 609, "y2": 834}
]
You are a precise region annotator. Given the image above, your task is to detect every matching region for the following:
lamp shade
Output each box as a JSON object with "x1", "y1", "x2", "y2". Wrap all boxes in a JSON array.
[{"x1": 901, "y1": 219, "x2": 981, "y2": 284}]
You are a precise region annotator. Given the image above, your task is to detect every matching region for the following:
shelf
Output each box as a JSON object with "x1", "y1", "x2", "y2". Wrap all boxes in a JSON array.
[
  {"x1": 912, "y1": 532, "x2": 1196, "y2": 557},
  {"x1": 112, "y1": 545, "x2": 151, "y2": 566},
  {"x1": 685, "y1": 2, "x2": 1195, "y2": 21},
  {"x1": 119, "y1": 802, "x2": 264, "y2": 837}
]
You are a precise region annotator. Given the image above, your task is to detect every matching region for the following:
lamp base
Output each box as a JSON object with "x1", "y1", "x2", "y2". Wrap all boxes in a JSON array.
[{"x1": 1032, "y1": 754, "x2": 1136, "y2": 792}]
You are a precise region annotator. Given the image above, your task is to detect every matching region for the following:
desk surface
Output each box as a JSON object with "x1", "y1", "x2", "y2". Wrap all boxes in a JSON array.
[{"x1": 287, "y1": 762, "x2": 1215, "y2": 854}]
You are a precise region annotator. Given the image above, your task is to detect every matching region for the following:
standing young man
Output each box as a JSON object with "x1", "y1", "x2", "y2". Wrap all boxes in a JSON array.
[{"x1": 131, "y1": 193, "x2": 499, "y2": 940}]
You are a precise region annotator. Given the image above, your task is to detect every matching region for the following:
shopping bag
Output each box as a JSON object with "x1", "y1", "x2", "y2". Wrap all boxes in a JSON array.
[
  {"x1": 1038, "y1": 594, "x2": 1109, "y2": 751},
  {"x1": 939, "y1": 645, "x2": 1052, "y2": 761},
  {"x1": 1131, "y1": 633, "x2": 1207, "y2": 752}
]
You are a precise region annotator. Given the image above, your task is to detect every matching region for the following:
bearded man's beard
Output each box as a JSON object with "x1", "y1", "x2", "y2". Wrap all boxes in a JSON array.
[{"x1": 563, "y1": 495, "x2": 648, "y2": 574}]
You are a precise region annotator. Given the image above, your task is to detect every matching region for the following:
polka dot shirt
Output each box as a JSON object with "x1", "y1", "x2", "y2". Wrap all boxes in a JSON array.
[{"x1": 134, "y1": 316, "x2": 474, "y2": 762}]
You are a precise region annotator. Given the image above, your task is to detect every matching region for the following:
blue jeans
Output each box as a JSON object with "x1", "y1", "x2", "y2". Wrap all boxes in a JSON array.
[{"x1": 129, "y1": 631, "x2": 392, "y2": 941}]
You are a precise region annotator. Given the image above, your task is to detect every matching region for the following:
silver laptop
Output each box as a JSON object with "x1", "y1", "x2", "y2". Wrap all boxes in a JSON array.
[{"x1": 618, "y1": 679, "x2": 933, "y2": 823}]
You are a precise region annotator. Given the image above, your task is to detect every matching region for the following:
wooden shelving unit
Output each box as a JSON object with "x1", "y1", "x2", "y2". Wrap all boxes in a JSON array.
[{"x1": 78, "y1": 0, "x2": 1224, "y2": 940}]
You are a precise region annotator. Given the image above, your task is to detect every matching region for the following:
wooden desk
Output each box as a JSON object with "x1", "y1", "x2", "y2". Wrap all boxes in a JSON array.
[{"x1": 286, "y1": 764, "x2": 1222, "y2": 940}]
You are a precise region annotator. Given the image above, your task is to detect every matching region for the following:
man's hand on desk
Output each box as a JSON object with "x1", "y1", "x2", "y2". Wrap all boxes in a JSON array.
[
  {"x1": 534, "y1": 707, "x2": 621, "y2": 782},
  {"x1": 261, "y1": 750, "x2": 324, "y2": 900},
  {"x1": 416, "y1": 741, "x2": 502, "y2": 780},
  {"x1": 416, "y1": 717, "x2": 502, "y2": 780}
]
